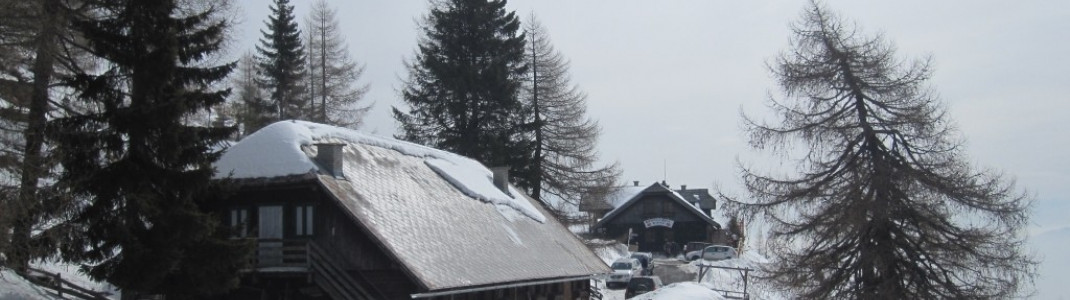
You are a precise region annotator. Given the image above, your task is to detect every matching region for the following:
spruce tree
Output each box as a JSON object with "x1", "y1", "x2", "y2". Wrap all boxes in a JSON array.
[
  {"x1": 394, "y1": 0, "x2": 534, "y2": 189},
  {"x1": 739, "y1": 2, "x2": 1034, "y2": 298},
  {"x1": 522, "y1": 14, "x2": 620, "y2": 208},
  {"x1": 48, "y1": 0, "x2": 250, "y2": 296},
  {"x1": 255, "y1": 0, "x2": 307, "y2": 129}
]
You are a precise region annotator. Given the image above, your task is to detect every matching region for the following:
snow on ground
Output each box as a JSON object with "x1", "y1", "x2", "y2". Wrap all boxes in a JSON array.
[
  {"x1": 589, "y1": 243, "x2": 786, "y2": 300},
  {"x1": 589, "y1": 240, "x2": 629, "y2": 266},
  {"x1": 0, "y1": 268, "x2": 50, "y2": 300},
  {"x1": 629, "y1": 282, "x2": 727, "y2": 300},
  {"x1": 687, "y1": 251, "x2": 787, "y2": 300},
  {"x1": 215, "y1": 120, "x2": 545, "y2": 223},
  {"x1": 0, "y1": 261, "x2": 118, "y2": 300}
]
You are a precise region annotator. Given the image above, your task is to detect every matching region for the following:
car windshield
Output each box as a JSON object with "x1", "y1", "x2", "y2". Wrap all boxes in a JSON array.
[{"x1": 612, "y1": 262, "x2": 633, "y2": 270}]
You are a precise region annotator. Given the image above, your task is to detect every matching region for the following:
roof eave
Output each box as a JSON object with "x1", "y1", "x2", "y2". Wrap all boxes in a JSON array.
[{"x1": 409, "y1": 274, "x2": 601, "y2": 299}]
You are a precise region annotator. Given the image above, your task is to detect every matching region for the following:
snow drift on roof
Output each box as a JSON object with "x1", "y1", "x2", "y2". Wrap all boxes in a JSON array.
[{"x1": 215, "y1": 120, "x2": 545, "y2": 223}]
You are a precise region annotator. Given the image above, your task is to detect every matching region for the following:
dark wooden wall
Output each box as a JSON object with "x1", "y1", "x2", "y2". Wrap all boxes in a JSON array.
[{"x1": 598, "y1": 194, "x2": 716, "y2": 253}]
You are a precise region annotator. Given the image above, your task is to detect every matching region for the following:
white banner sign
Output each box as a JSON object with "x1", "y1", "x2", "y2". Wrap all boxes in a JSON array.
[{"x1": 644, "y1": 218, "x2": 674, "y2": 228}]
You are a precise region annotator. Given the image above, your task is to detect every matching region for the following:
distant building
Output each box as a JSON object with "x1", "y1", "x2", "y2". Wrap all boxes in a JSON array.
[
  {"x1": 584, "y1": 182, "x2": 729, "y2": 254},
  {"x1": 212, "y1": 121, "x2": 609, "y2": 299}
]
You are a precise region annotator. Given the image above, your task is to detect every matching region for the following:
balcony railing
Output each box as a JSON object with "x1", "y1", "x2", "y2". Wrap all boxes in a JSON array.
[
  {"x1": 250, "y1": 238, "x2": 380, "y2": 299},
  {"x1": 256, "y1": 239, "x2": 309, "y2": 270}
]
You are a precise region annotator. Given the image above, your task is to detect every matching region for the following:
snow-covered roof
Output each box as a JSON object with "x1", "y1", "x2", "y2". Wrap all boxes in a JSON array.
[
  {"x1": 594, "y1": 183, "x2": 720, "y2": 229},
  {"x1": 584, "y1": 184, "x2": 718, "y2": 213},
  {"x1": 215, "y1": 120, "x2": 609, "y2": 291},
  {"x1": 676, "y1": 188, "x2": 717, "y2": 210},
  {"x1": 578, "y1": 185, "x2": 646, "y2": 212},
  {"x1": 606, "y1": 185, "x2": 648, "y2": 208}
]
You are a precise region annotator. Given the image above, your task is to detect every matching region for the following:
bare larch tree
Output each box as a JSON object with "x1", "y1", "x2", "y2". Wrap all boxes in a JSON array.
[
  {"x1": 738, "y1": 2, "x2": 1034, "y2": 299},
  {"x1": 230, "y1": 52, "x2": 272, "y2": 136},
  {"x1": 305, "y1": 0, "x2": 370, "y2": 128},
  {"x1": 0, "y1": 0, "x2": 95, "y2": 271},
  {"x1": 523, "y1": 14, "x2": 619, "y2": 212}
]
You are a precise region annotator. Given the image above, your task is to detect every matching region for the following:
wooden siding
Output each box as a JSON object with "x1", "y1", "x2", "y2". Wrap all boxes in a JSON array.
[
  {"x1": 609, "y1": 195, "x2": 707, "y2": 224},
  {"x1": 597, "y1": 193, "x2": 716, "y2": 253},
  {"x1": 314, "y1": 201, "x2": 395, "y2": 270}
]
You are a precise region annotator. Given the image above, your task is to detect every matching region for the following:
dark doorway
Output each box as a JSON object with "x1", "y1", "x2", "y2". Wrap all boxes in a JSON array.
[{"x1": 639, "y1": 227, "x2": 669, "y2": 254}]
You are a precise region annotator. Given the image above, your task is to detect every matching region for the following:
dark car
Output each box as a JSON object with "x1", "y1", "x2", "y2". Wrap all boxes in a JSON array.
[{"x1": 624, "y1": 276, "x2": 664, "y2": 298}]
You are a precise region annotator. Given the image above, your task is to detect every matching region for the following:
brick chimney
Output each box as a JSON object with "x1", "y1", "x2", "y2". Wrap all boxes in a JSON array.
[
  {"x1": 633, "y1": 181, "x2": 639, "y2": 187},
  {"x1": 315, "y1": 143, "x2": 346, "y2": 178}
]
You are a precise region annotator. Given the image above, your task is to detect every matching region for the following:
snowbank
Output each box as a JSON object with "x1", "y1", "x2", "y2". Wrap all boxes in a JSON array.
[
  {"x1": 588, "y1": 240, "x2": 629, "y2": 266},
  {"x1": 629, "y1": 282, "x2": 726, "y2": 300},
  {"x1": 0, "y1": 262, "x2": 118, "y2": 300},
  {"x1": 215, "y1": 120, "x2": 545, "y2": 223},
  {"x1": 0, "y1": 268, "x2": 50, "y2": 300},
  {"x1": 687, "y1": 250, "x2": 786, "y2": 300}
]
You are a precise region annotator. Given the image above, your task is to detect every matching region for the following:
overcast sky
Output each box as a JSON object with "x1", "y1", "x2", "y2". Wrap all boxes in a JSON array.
[{"x1": 231, "y1": 0, "x2": 1069, "y2": 229}]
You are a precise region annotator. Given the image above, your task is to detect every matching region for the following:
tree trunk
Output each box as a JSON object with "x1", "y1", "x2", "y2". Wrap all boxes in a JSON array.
[
  {"x1": 319, "y1": 25, "x2": 327, "y2": 123},
  {"x1": 529, "y1": 38, "x2": 543, "y2": 202},
  {"x1": 9, "y1": 0, "x2": 58, "y2": 271}
]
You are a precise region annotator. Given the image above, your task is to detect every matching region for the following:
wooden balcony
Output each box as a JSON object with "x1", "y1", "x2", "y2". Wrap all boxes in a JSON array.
[
  {"x1": 248, "y1": 238, "x2": 383, "y2": 299},
  {"x1": 255, "y1": 239, "x2": 309, "y2": 271}
]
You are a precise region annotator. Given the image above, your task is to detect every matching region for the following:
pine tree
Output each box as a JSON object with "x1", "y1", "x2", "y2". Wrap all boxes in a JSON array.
[
  {"x1": 305, "y1": 0, "x2": 370, "y2": 128},
  {"x1": 522, "y1": 14, "x2": 620, "y2": 207},
  {"x1": 48, "y1": 0, "x2": 250, "y2": 296},
  {"x1": 739, "y1": 2, "x2": 1034, "y2": 298},
  {"x1": 394, "y1": 0, "x2": 535, "y2": 189},
  {"x1": 255, "y1": 0, "x2": 306, "y2": 129}
]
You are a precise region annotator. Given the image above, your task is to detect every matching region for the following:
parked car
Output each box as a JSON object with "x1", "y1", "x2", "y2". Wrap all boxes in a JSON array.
[
  {"x1": 684, "y1": 242, "x2": 710, "y2": 253},
  {"x1": 624, "y1": 276, "x2": 664, "y2": 298},
  {"x1": 630, "y1": 252, "x2": 653, "y2": 275},
  {"x1": 683, "y1": 242, "x2": 712, "y2": 261},
  {"x1": 606, "y1": 258, "x2": 643, "y2": 289},
  {"x1": 701, "y1": 245, "x2": 737, "y2": 261}
]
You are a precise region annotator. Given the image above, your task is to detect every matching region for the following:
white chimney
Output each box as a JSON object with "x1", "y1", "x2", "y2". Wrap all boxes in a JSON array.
[
  {"x1": 315, "y1": 143, "x2": 345, "y2": 178},
  {"x1": 490, "y1": 166, "x2": 511, "y2": 196}
]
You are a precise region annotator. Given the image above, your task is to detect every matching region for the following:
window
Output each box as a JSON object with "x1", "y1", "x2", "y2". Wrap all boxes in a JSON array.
[
  {"x1": 229, "y1": 208, "x2": 249, "y2": 238},
  {"x1": 295, "y1": 205, "x2": 314, "y2": 236},
  {"x1": 663, "y1": 201, "x2": 674, "y2": 216}
]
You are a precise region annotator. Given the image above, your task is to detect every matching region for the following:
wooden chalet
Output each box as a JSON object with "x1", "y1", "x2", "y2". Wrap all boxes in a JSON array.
[
  {"x1": 211, "y1": 121, "x2": 609, "y2": 300},
  {"x1": 588, "y1": 182, "x2": 724, "y2": 254}
]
